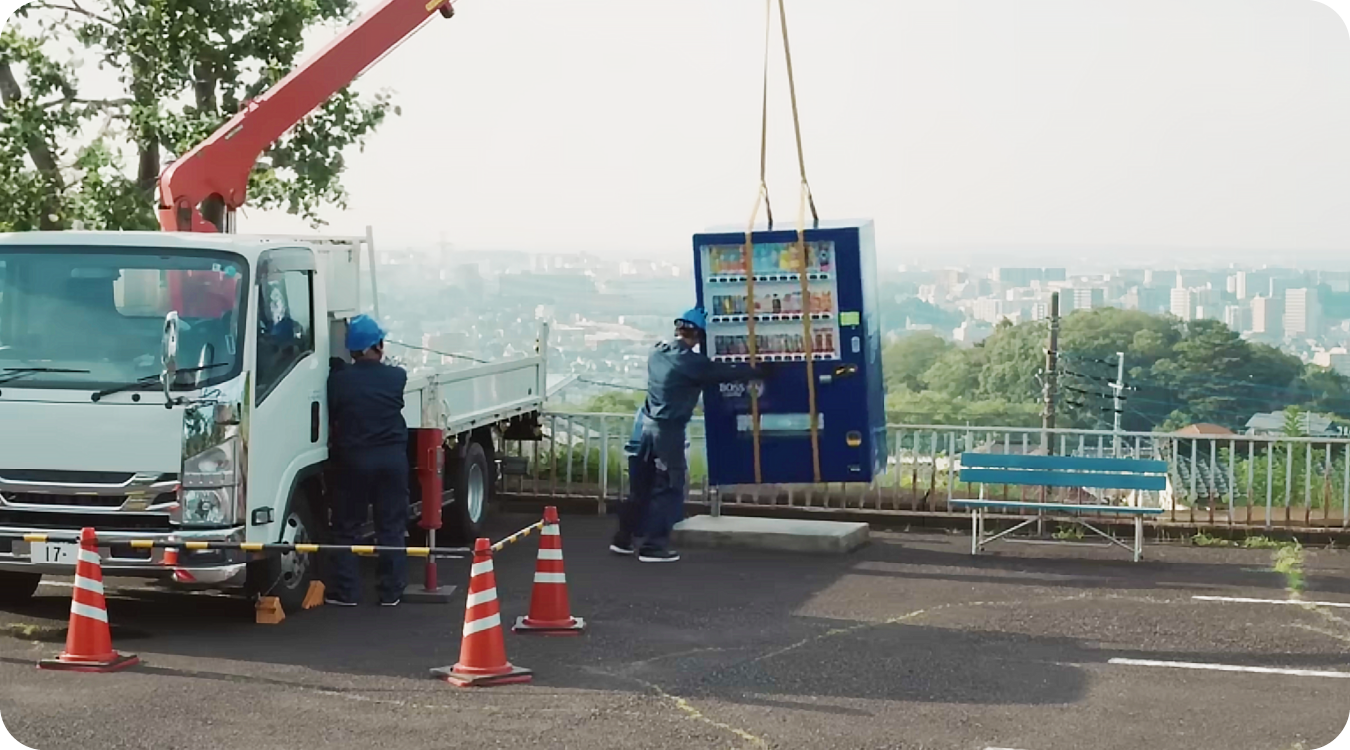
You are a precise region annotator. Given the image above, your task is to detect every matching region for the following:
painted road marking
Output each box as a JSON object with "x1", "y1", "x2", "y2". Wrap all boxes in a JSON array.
[
  {"x1": 1109, "y1": 658, "x2": 1350, "y2": 679},
  {"x1": 1193, "y1": 595, "x2": 1350, "y2": 608}
]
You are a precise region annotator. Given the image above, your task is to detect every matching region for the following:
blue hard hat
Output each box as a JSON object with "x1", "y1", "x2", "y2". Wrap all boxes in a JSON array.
[
  {"x1": 345, "y1": 314, "x2": 386, "y2": 352},
  {"x1": 675, "y1": 307, "x2": 707, "y2": 331}
]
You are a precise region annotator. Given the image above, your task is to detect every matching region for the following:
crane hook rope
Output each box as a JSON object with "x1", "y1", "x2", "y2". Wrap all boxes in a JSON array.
[{"x1": 742, "y1": 0, "x2": 822, "y2": 485}]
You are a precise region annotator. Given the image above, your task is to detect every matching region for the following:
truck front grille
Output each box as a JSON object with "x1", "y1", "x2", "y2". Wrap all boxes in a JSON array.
[
  {"x1": 0, "y1": 508, "x2": 173, "y2": 532},
  {"x1": 0, "y1": 470, "x2": 178, "y2": 485},
  {"x1": 4, "y1": 492, "x2": 127, "y2": 509}
]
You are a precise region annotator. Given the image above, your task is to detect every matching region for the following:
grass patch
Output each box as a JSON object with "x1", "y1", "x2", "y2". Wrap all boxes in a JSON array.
[
  {"x1": 1271, "y1": 540, "x2": 1306, "y2": 594},
  {"x1": 1190, "y1": 532, "x2": 1237, "y2": 547},
  {"x1": 1241, "y1": 535, "x2": 1287, "y2": 550},
  {"x1": 1052, "y1": 524, "x2": 1085, "y2": 541},
  {"x1": 0, "y1": 622, "x2": 67, "y2": 642}
]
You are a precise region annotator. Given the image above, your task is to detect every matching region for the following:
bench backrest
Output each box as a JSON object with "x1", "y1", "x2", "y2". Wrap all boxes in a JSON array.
[{"x1": 958, "y1": 452, "x2": 1168, "y2": 492}]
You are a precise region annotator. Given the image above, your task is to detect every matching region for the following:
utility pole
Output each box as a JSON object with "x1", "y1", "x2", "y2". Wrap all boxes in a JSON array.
[
  {"x1": 1111, "y1": 350, "x2": 1125, "y2": 456},
  {"x1": 1042, "y1": 292, "x2": 1060, "y2": 455}
]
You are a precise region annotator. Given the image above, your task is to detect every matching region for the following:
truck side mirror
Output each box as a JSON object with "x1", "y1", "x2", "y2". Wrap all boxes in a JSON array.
[{"x1": 161, "y1": 311, "x2": 180, "y2": 406}]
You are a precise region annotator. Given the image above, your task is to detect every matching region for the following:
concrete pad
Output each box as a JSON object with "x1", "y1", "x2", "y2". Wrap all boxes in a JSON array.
[{"x1": 671, "y1": 514, "x2": 870, "y2": 554}]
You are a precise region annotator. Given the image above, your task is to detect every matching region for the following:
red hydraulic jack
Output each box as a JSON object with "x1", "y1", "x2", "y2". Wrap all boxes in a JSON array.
[{"x1": 404, "y1": 428, "x2": 457, "y2": 604}]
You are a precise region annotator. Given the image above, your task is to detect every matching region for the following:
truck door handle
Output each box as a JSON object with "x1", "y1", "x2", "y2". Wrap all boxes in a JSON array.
[{"x1": 310, "y1": 401, "x2": 320, "y2": 443}]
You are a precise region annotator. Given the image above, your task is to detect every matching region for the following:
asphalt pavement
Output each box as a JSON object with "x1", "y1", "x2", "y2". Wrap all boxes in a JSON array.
[{"x1": 2, "y1": 511, "x2": 1349, "y2": 750}]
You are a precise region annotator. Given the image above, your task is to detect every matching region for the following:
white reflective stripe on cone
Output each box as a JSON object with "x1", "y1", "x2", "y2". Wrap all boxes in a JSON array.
[
  {"x1": 542, "y1": 526, "x2": 560, "y2": 536},
  {"x1": 470, "y1": 561, "x2": 494, "y2": 578},
  {"x1": 466, "y1": 587, "x2": 497, "y2": 608},
  {"x1": 70, "y1": 601, "x2": 108, "y2": 623},
  {"x1": 77, "y1": 550, "x2": 100, "y2": 566},
  {"x1": 537, "y1": 549, "x2": 563, "y2": 560},
  {"x1": 74, "y1": 575, "x2": 103, "y2": 595},
  {"x1": 534, "y1": 572, "x2": 566, "y2": 584},
  {"x1": 463, "y1": 613, "x2": 501, "y2": 637}
]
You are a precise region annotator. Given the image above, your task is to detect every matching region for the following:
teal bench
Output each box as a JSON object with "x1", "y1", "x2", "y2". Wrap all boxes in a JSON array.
[{"x1": 952, "y1": 452, "x2": 1168, "y2": 563}]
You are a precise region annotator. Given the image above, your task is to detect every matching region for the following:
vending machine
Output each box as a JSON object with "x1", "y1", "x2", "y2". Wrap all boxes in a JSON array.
[{"x1": 693, "y1": 219, "x2": 887, "y2": 486}]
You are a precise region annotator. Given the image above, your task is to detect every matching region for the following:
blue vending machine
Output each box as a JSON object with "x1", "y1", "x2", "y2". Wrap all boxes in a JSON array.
[{"x1": 694, "y1": 219, "x2": 887, "y2": 486}]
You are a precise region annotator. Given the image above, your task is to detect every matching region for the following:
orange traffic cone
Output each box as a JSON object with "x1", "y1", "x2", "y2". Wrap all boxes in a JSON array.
[
  {"x1": 513, "y1": 506, "x2": 585, "y2": 636},
  {"x1": 430, "y1": 538, "x2": 532, "y2": 687},
  {"x1": 39, "y1": 527, "x2": 139, "y2": 672},
  {"x1": 163, "y1": 544, "x2": 196, "y2": 584}
]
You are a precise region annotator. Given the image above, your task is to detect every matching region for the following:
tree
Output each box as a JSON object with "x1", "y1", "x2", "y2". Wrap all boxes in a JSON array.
[
  {"x1": 881, "y1": 332, "x2": 952, "y2": 392},
  {"x1": 0, "y1": 0, "x2": 395, "y2": 231},
  {"x1": 581, "y1": 390, "x2": 645, "y2": 415}
]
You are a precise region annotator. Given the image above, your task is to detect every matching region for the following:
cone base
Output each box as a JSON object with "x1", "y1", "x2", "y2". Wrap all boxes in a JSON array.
[
  {"x1": 39, "y1": 652, "x2": 139, "y2": 673},
  {"x1": 430, "y1": 663, "x2": 532, "y2": 687},
  {"x1": 513, "y1": 615, "x2": 586, "y2": 636},
  {"x1": 403, "y1": 585, "x2": 458, "y2": 604}
]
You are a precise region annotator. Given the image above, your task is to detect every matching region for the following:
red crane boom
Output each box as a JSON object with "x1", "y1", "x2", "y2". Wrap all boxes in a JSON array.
[{"x1": 157, "y1": 0, "x2": 455, "y2": 232}]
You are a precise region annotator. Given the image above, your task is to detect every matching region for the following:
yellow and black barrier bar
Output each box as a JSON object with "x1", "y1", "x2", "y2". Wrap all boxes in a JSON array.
[
  {"x1": 7, "y1": 533, "x2": 471, "y2": 559},
  {"x1": 490, "y1": 520, "x2": 544, "y2": 553}
]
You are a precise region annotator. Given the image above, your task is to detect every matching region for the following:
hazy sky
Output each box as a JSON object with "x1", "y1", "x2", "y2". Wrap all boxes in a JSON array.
[{"x1": 9, "y1": 0, "x2": 1350, "y2": 264}]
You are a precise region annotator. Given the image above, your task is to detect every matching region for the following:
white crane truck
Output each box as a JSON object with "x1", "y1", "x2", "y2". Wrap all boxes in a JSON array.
[
  {"x1": 0, "y1": 228, "x2": 546, "y2": 611},
  {"x1": 0, "y1": 0, "x2": 556, "y2": 611}
]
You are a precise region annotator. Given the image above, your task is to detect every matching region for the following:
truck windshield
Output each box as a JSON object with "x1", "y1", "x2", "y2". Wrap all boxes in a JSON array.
[{"x1": 0, "y1": 246, "x2": 249, "y2": 391}]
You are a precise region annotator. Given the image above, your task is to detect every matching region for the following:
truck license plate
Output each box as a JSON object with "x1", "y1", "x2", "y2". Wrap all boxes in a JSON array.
[{"x1": 31, "y1": 541, "x2": 77, "y2": 566}]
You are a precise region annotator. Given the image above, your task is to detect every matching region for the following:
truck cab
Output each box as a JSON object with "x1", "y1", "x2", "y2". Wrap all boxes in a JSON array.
[{"x1": 0, "y1": 229, "x2": 544, "y2": 610}]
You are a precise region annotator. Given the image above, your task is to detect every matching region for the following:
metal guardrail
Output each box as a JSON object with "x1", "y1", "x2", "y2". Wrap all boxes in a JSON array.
[{"x1": 498, "y1": 413, "x2": 1350, "y2": 532}]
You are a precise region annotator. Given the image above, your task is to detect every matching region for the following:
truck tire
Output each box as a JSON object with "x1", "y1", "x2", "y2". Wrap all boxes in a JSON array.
[
  {"x1": 0, "y1": 571, "x2": 41, "y2": 605},
  {"x1": 246, "y1": 488, "x2": 321, "y2": 612},
  {"x1": 445, "y1": 439, "x2": 493, "y2": 544}
]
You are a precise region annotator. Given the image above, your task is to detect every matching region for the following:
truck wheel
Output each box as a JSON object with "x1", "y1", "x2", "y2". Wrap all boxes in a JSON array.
[
  {"x1": 445, "y1": 440, "x2": 492, "y2": 544},
  {"x1": 0, "y1": 571, "x2": 41, "y2": 605},
  {"x1": 246, "y1": 489, "x2": 320, "y2": 612}
]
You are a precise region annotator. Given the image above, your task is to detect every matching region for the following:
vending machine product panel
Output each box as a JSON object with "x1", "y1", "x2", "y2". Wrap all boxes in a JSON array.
[{"x1": 694, "y1": 219, "x2": 887, "y2": 486}]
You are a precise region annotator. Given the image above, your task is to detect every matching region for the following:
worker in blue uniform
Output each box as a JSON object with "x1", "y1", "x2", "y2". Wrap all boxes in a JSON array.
[
  {"x1": 325, "y1": 315, "x2": 410, "y2": 606},
  {"x1": 611, "y1": 307, "x2": 763, "y2": 563}
]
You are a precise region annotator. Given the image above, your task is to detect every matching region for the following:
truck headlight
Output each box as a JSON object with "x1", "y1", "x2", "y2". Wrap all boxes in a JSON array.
[
  {"x1": 181, "y1": 488, "x2": 235, "y2": 526},
  {"x1": 175, "y1": 437, "x2": 243, "y2": 527}
]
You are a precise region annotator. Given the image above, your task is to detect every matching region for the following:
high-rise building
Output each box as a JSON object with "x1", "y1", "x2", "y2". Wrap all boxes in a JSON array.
[
  {"x1": 1315, "y1": 348, "x2": 1350, "y2": 378},
  {"x1": 1284, "y1": 288, "x2": 1322, "y2": 337},
  {"x1": 1250, "y1": 295, "x2": 1284, "y2": 337},
  {"x1": 1223, "y1": 305, "x2": 1248, "y2": 332},
  {"x1": 973, "y1": 298, "x2": 1004, "y2": 324},
  {"x1": 992, "y1": 268, "x2": 1042, "y2": 287},
  {"x1": 1071, "y1": 287, "x2": 1106, "y2": 311},
  {"x1": 1170, "y1": 287, "x2": 1194, "y2": 320}
]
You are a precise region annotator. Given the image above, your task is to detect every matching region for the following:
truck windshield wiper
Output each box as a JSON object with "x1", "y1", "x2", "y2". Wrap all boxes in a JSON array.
[
  {"x1": 0, "y1": 367, "x2": 92, "y2": 386},
  {"x1": 90, "y1": 363, "x2": 229, "y2": 402}
]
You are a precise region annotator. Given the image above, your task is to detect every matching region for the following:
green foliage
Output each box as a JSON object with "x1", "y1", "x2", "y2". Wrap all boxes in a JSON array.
[
  {"x1": 0, "y1": 0, "x2": 395, "y2": 230},
  {"x1": 882, "y1": 332, "x2": 952, "y2": 392},
  {"x1": 877, "y1": 288, "x2": 964, "y2": 333},
  {"x1": 878, "y1": 306, "x2": 1350, "y2": 431},
  {"x1": 580, "y1": 390, "x2": 645, "y2": 415}
]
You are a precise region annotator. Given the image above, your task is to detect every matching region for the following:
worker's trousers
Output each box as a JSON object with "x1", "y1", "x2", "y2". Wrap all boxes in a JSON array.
[
  {"x1": 327, "y1": 444, "x2": 409, "y2": 602},
  {"x1": 624, "y1": 419, "x2": 689, "y2": 552}
]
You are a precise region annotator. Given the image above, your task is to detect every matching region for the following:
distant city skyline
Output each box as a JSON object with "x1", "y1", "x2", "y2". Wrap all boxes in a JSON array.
[{"x1": 190, "y1": 0, "x2": 1350, "y2": 261}]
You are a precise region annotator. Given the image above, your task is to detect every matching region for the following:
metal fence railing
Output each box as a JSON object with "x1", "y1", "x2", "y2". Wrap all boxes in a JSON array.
[{"x1": 495, "y1": 413, "x2": 1350, "y2": 532}]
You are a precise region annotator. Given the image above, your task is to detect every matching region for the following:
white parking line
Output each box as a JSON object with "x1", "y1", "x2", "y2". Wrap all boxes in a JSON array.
[
  {"x1": 1109, "y1": 658, "x2": 1350, "y2": 679},
  {"x1": 1193, "y1": 595, "x2": 1350, "y2": 608}
]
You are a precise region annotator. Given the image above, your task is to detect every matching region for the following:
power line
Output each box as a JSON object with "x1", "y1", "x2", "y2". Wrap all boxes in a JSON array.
[{"x1": 385, "y1": 339, "x2": 491, "y2": 364}]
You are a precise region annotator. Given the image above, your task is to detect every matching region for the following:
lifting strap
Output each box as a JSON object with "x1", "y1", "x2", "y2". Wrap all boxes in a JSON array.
[{"x1": 743, "y1": 0, "x2": 822, "y2": 485}]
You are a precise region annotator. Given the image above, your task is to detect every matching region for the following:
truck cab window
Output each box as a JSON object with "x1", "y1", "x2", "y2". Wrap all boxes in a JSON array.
[{"x1": 255, "y1": 269, "x2": 315, "y2": 402}]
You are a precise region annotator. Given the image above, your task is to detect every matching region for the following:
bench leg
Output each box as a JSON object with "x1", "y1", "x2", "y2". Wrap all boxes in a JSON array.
[{"x1": 1134, "y1": 515, "x2": 1143, "y2": 563}]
